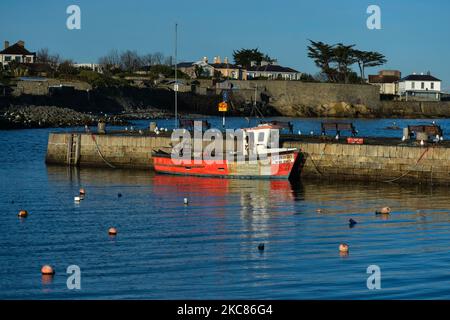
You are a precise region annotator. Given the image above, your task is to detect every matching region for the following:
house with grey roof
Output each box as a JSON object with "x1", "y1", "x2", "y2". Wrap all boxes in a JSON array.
[
  {"x1": 0, "y1": 40, "x2": 36, "y2": 67},
  {"x1": 398, "y1": 72, "x2": 442, "y2": 101},
  {"x1": 247, "y1": 62, "x2": 302, "y2": 80}
]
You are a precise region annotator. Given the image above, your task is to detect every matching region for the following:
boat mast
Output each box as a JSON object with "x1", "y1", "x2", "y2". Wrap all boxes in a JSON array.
[{"x1": 174, "y1": 22, "x2": 178, "y2": 128}]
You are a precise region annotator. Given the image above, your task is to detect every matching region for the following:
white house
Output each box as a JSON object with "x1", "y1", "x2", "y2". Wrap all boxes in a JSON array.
[
  {"x1": 398, "y1": 73, "x2": 441, "y2": 101},
  {"x1": 74, "y1": 63, "x2": 103, "y2": 73},
  {"x1": 247, "y1": 61, "x2": 302, "y2": 80},
  {"x1": 0, "y1": 40, "x2": 35, "y2": 67}
]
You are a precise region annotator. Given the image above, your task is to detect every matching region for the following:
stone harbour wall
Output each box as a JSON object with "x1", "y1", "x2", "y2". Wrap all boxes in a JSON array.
[
  {"x1": 284, "y1": 141, "x2": 450, "y2": 184},
  {"x1": 46, "y1": 132, "x2": 450, "y2": 184}
]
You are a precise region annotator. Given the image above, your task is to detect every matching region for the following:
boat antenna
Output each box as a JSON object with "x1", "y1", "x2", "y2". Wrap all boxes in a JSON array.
[{"x1": 174, "y1": 22, "x2": 178, "y2": 128}]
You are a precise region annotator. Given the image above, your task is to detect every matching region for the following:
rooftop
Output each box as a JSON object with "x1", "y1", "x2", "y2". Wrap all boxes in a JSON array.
[
  {"x1": 401, "y1": 74, "x2": 441, "y2": 82},
  {"x1": 0, "y1": 41, "x2": 34, "y2": 56},
  {"x1": 210, "y1": 62, "x2": 241, "y2": 69},
  {"x1": 247, "y1": 64, "x2": 299, "y2": 73}
]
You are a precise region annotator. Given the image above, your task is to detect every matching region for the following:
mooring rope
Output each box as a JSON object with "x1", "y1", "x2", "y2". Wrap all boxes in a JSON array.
[
  {"x1": 382, "y1": 146, "x2": 430, "y2": 183},
  {"x1": 309, "y1": 143, "x2": 329, "y2": 176},
  {"x1": 308, "y1": 142, "x2": 431, "y2": 183},
  {"x1": 90, "y1": 134, "x2": 117, "y2": 169}
]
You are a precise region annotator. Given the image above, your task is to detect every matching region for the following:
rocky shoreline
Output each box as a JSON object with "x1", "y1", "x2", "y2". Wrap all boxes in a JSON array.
[{"x1": 0, "y1": 105, "x2": 131, "y2": 130}]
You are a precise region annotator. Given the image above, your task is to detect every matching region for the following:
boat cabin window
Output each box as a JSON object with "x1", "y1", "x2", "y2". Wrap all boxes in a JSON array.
[{"x1": 258, "y1": 132, "x2": 265, "y2": 142}]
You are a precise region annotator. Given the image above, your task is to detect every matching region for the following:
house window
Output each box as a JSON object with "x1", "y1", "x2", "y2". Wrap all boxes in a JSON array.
[
  {"x1": 421, "y1": 82, "x2": 425, "y2": 89},
  {"x1": 5, "y1": 56, "x2": 11, "y2": 62},
  {"x1": 411, "y1": 82, "x2": 415, "y2": 89},
  {"x1": 15, "y1": 56, "x2": 21, "y2": 62},
  {"x1": 431, "y1": 82, "x2": 434, "y2": 90}
]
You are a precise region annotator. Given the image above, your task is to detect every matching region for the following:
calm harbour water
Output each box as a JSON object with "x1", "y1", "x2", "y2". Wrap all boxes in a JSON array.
[{"x1": 2, "y1": 117, "x2": 450, "y2": 299}]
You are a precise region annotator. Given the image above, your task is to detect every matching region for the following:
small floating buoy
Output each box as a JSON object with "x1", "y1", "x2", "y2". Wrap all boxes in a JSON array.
[
  {"x1": 108, "y1": 227, "x2": 117, "y2": 236},
  {"x1": 339, "y1": 243, "x2": 349, "y2": 253},
  {"x1": 420, "y1": 140, "x2": 425, "y2": 146},
  {"x1": 349, "y1": 219, "x2": 357, "y2": 227},
  {"x1": 74, "y1": 196, "x2": 81, "y2": 202},
  {"x1": 41, "y1": 265, "x2": 55, "y2": 275},
  {"x1": 258, "y1": 243, "x2": 265, "y2": 251},
  {"x1": 18, "y1": 210, "x2": 28, "y2": 218},
  {"x1": 118, "y1": 193, "x2": 122, "y2": 198},
  {"x1": 316, "y1": 208, "x2": 322, "y2": 213},
  {"x1": 79, "y1": 188, "x2": 86, "y2": 195},
  {"x1": 375, "y1": 207, "x2": 391, "y2": 215},
  {"x1": 184, "y1": 198, "x2": 189, "y2": 205}
]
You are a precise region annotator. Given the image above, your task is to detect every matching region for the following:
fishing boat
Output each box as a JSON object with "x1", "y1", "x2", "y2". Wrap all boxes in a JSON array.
[{"x1": 152, "y1": 123, "x2": 302, "y2": 179}]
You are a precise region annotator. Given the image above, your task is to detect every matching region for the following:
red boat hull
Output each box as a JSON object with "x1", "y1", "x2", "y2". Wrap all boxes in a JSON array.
[{"x1": 153, "y1": 152, "x2": 300, "y2": 179}]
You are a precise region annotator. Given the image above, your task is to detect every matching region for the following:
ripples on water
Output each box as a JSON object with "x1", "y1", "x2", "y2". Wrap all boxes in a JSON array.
[{"x1": 1, "y1": 118, "x2": 450, "y2": 299}]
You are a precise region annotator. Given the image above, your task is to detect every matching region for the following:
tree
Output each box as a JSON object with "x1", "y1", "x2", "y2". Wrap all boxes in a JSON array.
[
  {"x1": 307, "y1": 40, "x2": 388, "y2": 83},
  {"x1": 152, "y1": 52, "x2": 165, "y2": 65},
  {"x1": 119, "y1": 50, "x2": 142, "y2": 73},
  {"x1": 36, "y1": 48, "x2": 60, "y2": 70},
  {"x1": 233, "y1": 48, "x2": 272, "y2": 69},
  {"x1": 353, "y1": 50, "x2": 387, "y2": 81},
  {"x1": 98, "y1": 49, "x2": 121, "y2": 74},
  {"x1": 332, "y1": 43, "x2": 357, "y2": 83},
  {"x1": 57, "y1": 60, "x2": 78, "y2": 77},
  {"x1": 307, "y1": 40, "x2": 337, "y2": 82}
]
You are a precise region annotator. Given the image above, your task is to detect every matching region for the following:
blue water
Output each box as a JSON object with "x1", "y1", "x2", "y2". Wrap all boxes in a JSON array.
[{"x1": 1, "y1": 117, "x2": 450, "y2": 299}]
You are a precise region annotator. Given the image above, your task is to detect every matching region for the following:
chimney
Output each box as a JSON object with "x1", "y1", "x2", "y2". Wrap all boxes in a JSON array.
[
  {"x1": 216, "y1": 56, "x2": 221, "y2": 64},
  {"x1": 4, "y1": 41, "x2": 9, "y2": 49},
  {"x1": 213, "y1": 56, "x2": 218, "y2": 64},
  {"x1": 17, "y1": 40, "x2": 25, "y2": 47}
]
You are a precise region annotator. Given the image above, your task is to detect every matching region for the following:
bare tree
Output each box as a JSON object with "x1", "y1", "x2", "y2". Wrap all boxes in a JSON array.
[
  {"x1": 152, "y1": 52, "x2": 164, "y2": 65},
  {"x1": 141, "y1": 53, "x2": 154, "y2": 66},
  {"x1": 36, "y1": 48, "x2": 60, "y2": 69},
  {"x1": 119, "y1": 50, "x2": 143, "y2": 72},
  {"x1": 98, "y1": 49, "x2": 121, "y2": 73}
]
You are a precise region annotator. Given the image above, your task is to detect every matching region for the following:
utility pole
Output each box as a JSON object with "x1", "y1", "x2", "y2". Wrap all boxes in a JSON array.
[{"x1": 174, "y1": 22, "x2": 178, "y2": 128}]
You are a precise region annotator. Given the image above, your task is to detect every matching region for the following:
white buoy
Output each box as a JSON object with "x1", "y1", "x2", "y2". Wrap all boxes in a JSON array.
[
  {"x1": 298, "y1": 130, "x2": 302, "y2": 135},
  {"x1": 184, "y1": 198, "x2": 189, "y2": 205},
  {"x1": 74, "y1": 196, "x2": 81, "y2": 202},
  {"x1": 335, "y1": 134, "x2": 339, "y2": 140},
  {"x1": 165, "y1": 128, "x2": 168, "y2": 132},
  {"x1": 420, "y1": 140, "x2": 425, "y2": 146},
  {"x1": 310, "y1": 131, "x2": 314, "y2": 136}
]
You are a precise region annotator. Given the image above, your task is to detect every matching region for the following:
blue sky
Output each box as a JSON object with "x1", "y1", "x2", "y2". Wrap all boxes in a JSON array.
[{"x1": 1, "y1": 0, "x2": 449, "y2": 91}]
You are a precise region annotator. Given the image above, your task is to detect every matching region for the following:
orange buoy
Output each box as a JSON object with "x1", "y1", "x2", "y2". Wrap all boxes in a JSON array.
[
  {"x1": 41, "y1": 265, "x2": 55, "y2": 275},
  {"x1": 18, "y1": 210, "x2": 28, "y2": 218},
  {"x1": 79, "y1": 188, "x2": 86, "y2": 195},
  {"x1": 376, "y1": 207, "x2": 391, "y2": 215},
  {"x1": 108, "y1": 227, "x2": 117, "y2": 236},
  {"x1": 339, "y1": 243, "x2": 349, "y2": 253}
]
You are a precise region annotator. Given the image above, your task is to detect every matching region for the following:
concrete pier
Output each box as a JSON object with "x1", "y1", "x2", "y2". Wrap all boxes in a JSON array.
[{"x1": 46, "y1": 132, "x2": 450, "y2": 184}]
